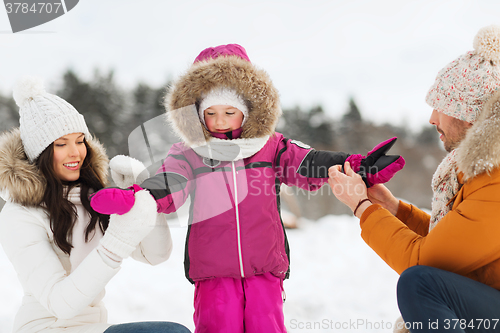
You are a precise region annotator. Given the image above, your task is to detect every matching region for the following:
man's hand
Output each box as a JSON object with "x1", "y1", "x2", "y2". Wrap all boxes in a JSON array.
[
  {"x1": 329, "y1": 162, "x2": 371, "y2": 217},
  {"x1": 367, "y1": 184, "x2": 400, "y2": 216}
]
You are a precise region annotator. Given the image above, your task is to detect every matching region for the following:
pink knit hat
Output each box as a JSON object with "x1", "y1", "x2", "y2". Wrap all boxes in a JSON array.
[
  {"x1": 426, "y1": 25, "x2": 500, "y2": 124},
  {"x1": 193, "y1": 43, "x2": 251, "y2": 63}
]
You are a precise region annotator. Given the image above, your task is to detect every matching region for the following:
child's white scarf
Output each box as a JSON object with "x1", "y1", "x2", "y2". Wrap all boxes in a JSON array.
[{"x1": 192, "y1": 135, "x2": 270, "y2": 161}]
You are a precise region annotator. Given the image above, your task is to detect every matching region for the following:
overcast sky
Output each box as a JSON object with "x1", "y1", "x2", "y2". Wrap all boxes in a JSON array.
[{"x1": 1, "y1": 0, "x2": 500, "y2": 131}]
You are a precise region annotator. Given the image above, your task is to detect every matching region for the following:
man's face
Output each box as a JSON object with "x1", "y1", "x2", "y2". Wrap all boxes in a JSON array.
[{"x1": 429, "y1": 109, "x2": 473, "y2": 152}]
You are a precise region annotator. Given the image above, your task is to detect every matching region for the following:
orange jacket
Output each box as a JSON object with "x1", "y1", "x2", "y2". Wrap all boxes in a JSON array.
[{"x1": 360, "y1": 167, "x2": 500, "y2": 290}]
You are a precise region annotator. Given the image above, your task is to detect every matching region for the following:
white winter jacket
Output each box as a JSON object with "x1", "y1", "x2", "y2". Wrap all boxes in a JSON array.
[{"x1": 0, "y1": 129, "x2": 173, "y2": 333}]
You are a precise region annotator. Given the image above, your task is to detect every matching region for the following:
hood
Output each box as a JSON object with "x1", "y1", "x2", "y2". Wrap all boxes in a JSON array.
[
  {"x1": 0, "y1": 128, "x2": 109, "y2": 207},
  {"x1": 457, "y1": 90, "x2": 500, "y2": 181},
  {"x1": 164, "y1": 55, "x2": 281, "y2": 145}
]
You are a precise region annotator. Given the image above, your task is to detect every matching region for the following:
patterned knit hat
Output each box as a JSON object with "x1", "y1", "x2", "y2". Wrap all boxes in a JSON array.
[
  {"x1": 13, "y1": 76, "x2": 91, "y2": 162},
  {"x1": 426, "y1": 25, "x2": 500, "y2": 124}
]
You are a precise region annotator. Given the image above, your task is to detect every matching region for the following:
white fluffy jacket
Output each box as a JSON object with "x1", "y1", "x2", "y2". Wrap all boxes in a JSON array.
[{"x1": 0, "y1": 129, "x2": 172, "y2": 333}]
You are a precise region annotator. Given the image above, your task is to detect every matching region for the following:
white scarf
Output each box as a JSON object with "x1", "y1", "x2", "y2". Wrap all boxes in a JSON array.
[
  {"x1": 191, "y1": 135, "x2": 270, "y2": 161},
  {"x1": 429, "y1": 149, "x2": 460, "y2": 231}
]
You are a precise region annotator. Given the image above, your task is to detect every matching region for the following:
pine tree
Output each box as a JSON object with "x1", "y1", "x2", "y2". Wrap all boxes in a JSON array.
[
  {"x1": 342, "y1": 97, "x2": 362, "y2": 123},
  {"x1": 339, "y1": 97, "x2": 366, "y2": 151},
  {"x1": 0, "y1": 93, "x2": 19, "y2": 132}
]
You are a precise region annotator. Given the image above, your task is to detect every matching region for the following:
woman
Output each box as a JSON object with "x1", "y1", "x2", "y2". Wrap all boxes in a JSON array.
[{"x1": 0, "y1": 77, "x2": 190, "y2": 333}]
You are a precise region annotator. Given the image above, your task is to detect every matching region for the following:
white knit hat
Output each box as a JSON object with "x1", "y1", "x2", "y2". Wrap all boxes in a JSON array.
[
  {"x1": 13, "y1": 76, "x2": 91, "y2": 162},
  {"x1": 198, "y1": 87, "x2": 249, "y2": 129},
  {"x1": 426, "y1": 25, "x2": 500, "y2": 124}
]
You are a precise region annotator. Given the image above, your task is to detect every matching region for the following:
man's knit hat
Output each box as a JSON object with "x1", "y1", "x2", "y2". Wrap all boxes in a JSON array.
[
  {"x1": 426, "y1": 25, "x2": 500, "y2": 124},
  {"x1": 13, "y1": 76, "x2": 90, "y2": 162}
]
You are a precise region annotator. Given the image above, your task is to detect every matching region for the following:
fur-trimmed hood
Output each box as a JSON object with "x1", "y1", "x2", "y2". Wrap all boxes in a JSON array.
[
  {"x1": 0, "y1": 128, "x2": 109, "y2": 207},
  {"x1": 164, "y1": 55, "x2": 282, "y2": 145},
  {"x1": 457, "y1": 90, "x2": 500, "y2": 181}
]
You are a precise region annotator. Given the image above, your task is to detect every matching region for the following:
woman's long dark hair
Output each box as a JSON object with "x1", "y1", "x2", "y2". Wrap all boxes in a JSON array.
[{"x1": 36, "y1": 139, "x2": 110, "y2": 254}]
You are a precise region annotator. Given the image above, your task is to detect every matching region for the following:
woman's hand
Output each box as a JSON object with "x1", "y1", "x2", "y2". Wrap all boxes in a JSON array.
[
  {"x1": 328, "y1": 162, "x2": 371, "y2": 217},
  {"x1": 367, "y1": 184, "x2": 400, "y2": 216}
]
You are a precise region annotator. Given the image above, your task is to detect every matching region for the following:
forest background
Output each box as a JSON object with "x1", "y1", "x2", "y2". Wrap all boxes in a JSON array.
[{"x1": 0, "y1": 69, "x2": 445, "y2": 218}]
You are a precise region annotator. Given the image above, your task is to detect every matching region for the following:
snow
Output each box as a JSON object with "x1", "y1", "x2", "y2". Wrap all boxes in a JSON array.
[{"x1": 0, "y1": 213, "x2": 401, "y2": 333}]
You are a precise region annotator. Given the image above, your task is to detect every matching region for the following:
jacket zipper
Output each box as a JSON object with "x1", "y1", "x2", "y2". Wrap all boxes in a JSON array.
[{"x1": 231, "y1": 161, "x2": 245, "y2": 278}]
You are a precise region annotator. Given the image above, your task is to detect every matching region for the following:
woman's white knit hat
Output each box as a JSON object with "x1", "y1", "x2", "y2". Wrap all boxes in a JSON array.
[
  {"x1": 426, "y1": 25, "x2": 500, "y2": 124},
  {"x1": 13, "y1": 76, "x2": 90, "y2": 162},
  {"x1": 198, "y1": 87, "x2": 249, "y2": 129}
]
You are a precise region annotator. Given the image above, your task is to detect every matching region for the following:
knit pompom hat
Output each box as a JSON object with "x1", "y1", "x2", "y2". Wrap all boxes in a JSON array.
[
  {"x1": 426, "y1": 25, "x2": 500, "y2": 124},
  {"x1": 13, "y1": 76, "x2": 91, "y2": 162}
]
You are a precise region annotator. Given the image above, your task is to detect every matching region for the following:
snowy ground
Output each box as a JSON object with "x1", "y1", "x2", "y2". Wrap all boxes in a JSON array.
[{"x1": 0, "y1": 213, "x2": 401, "y2": 333}]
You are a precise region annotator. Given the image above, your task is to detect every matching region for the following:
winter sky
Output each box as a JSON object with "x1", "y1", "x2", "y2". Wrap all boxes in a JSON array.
[{"x1": 1, "y1": 0, "x2": 500, "y2": 131}]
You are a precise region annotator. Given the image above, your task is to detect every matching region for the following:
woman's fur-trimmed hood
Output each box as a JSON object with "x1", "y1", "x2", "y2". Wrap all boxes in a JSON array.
[
  {"x1": 0, "y1": 128, "x2": 109, "y2": 207},
  {"x1": 457, "y1": 90, "x2": 500, "y2": 180},
  {"x1": 164, "y1": 55, "x2": 282, "y2": 145}
]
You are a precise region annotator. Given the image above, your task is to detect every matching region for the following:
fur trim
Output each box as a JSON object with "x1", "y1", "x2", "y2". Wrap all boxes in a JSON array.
[
  {"x1": 88, "y1": 134, "x2": 109, "y2": 188},
  {"x1": 457, "y1": 90, "x2": 500, "y2": 180},
  {"x1": 0, "y1": 129, "x2": 45, "y2": 206},
  {"x1": 0, "y1": 128, "x2": 108, "y2": 207},
  {"x1": 165, "y1": 55, "x2": 281, "y2": 145}
]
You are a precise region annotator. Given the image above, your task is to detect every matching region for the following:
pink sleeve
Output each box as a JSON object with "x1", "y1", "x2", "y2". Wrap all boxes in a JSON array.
[{"x1": 140, "y1": 144, "x2": 194, "y2": 214}]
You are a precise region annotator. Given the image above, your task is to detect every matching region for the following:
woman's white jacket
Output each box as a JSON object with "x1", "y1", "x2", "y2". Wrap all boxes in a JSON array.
[{"x1": 0, "y1": 129, "x2": 172, "y2": 333}]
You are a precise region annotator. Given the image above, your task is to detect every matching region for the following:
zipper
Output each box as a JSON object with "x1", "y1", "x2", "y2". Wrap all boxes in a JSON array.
[{"x1": 231, "y1": 161, "x2": 245, "y2": 278}]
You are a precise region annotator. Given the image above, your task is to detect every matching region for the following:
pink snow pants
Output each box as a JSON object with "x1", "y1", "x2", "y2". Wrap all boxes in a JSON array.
[{"x1": 193, "y1": 272, "x2": 286, "y2": 333}]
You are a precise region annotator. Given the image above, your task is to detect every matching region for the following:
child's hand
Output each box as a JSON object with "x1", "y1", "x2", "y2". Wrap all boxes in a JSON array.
[
  {"x1": 98, "y1": 190, "x2": 158, "y2": 259},
  {"x1": 90, "y1": 184, "x2": 144, "y2": 215},
  {"x1": 345, "y1": 137, "x2": 405, "y2": 187}
]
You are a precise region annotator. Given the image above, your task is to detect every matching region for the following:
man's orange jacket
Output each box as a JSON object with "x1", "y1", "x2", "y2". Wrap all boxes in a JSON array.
[{"x1": 360, "y1": 168, "x2": 500, "y2": 290}]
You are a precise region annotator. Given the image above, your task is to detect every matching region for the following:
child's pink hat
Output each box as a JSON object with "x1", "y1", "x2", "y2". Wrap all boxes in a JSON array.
[
  {"x1": 193, "y1": 44, "x2": 251, "y2": 63},
  {"x1": 194, "y1": 44, "x2": 251, "y2": 129}
]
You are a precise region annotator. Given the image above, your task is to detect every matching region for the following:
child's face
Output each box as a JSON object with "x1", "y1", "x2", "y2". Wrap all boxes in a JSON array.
[{"x1": 204, "y1": 105, "x2": 244, "y2": 133}]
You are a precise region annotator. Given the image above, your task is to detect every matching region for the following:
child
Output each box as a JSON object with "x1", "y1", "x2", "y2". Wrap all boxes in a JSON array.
[{"x1": 91, "y1": 44, "x2": 404, "y2": 333}]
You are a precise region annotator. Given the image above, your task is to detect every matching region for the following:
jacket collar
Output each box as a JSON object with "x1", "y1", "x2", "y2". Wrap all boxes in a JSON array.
[{"x1": 456, "y1": 90, "x2": 500, "y2": 181}]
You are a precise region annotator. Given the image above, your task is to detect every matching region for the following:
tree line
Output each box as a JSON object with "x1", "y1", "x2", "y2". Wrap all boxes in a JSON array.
[{"x1": 0, "y1": 69, "x2": 445, "y2": 218}]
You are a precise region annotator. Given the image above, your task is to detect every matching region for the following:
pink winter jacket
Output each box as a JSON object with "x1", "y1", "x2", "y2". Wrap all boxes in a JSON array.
[{"x1": 140, "y1": 132, "x2": 348, "y2": 283}]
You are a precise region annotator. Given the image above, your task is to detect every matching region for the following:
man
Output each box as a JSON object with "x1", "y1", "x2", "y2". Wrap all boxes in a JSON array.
[{"x1": 328, "y1": 25, "x2": 500, "y2": 333}]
